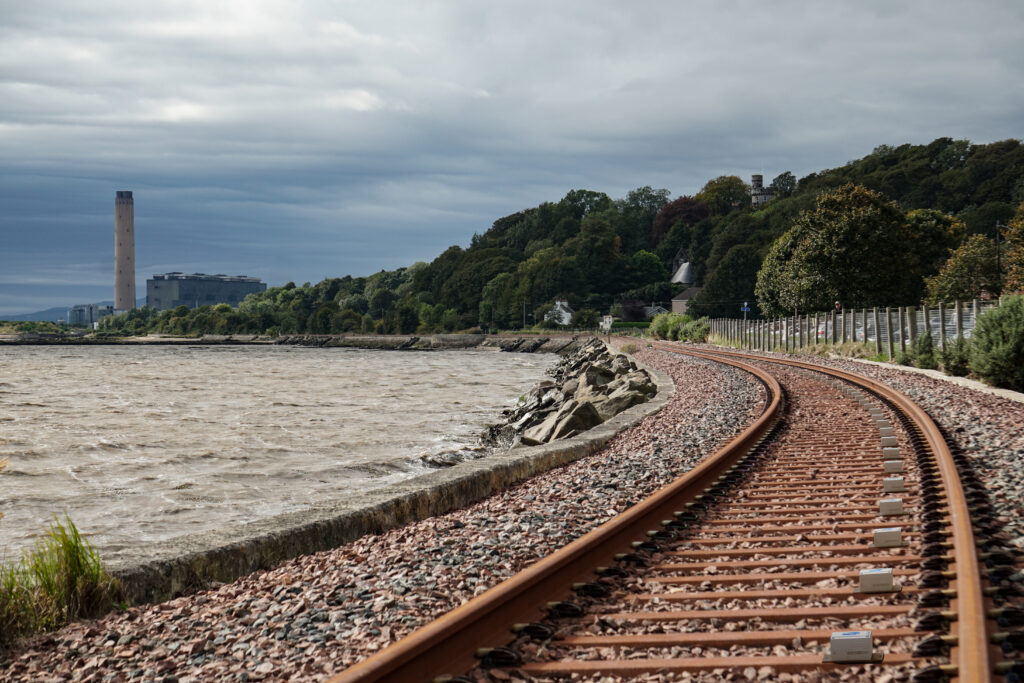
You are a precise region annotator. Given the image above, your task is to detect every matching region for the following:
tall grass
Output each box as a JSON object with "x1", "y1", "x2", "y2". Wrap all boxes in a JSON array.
[{"x1": 0, "y1": 514, "x2": 120, "y2": 648}]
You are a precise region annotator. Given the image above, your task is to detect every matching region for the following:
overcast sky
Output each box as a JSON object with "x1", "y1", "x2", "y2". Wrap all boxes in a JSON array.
[{"x1": 1, "y1": 1, "x2": 1022, "y2": 314}]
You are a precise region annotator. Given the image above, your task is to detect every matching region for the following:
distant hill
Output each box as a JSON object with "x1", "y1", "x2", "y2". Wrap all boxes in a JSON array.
[
  {"x1": 0, "y1": 298, "x2": 146, "y2": 323},
  {"x1": 95, "y1": 137, "x2": 1024, "y2": 337}
]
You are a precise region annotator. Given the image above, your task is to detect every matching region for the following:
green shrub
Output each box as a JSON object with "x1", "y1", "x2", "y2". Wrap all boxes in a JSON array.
[
  {"x1": 940, "y1": 335, "x2": 972, "y2": 377},
  {"x1": 0, "y1": 516, "x2": 119, "y2": 648},
  {"x1": 969, "y1": 295, "x2": 1024, "y2": 391},
  {"x1": 649, "y1": 312, "x2": 679, "y2": 339},
  {"x1": 911, "y1": 330, "x2": 938, "y2": 369},
  {"x1": 678, "y1": 317, "x2": 711, "y2": 343}
]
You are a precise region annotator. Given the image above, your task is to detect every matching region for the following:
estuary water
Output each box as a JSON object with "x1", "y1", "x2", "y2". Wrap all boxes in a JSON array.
[{"x1": 0, "y1": 345, "x2": 555, "y2": 564}]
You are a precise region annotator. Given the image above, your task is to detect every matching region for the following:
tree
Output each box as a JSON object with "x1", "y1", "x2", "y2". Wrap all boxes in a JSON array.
[
  {"x1": 650, "y1": 196, "x2": 710, "y2": 246},
  {"x1": 1003, "y1": 201, "x2": 1024, "y2": 292},
  {"x1": 924, "y1": 234, "x2": 1001, "y2": 303},
  {"x1": 695, "y1": 176, "x2": 751, "y2": 215},
  {"x1": 559, "y1": 189, "x2": 614, "y2": 221},
  {"x1": 478, "y1": 272, "x2": 513, "y2": 330},
  {"x1": 570, "y1": 309, "x2": 599, "y2": 329},
  {"x1": 755, "y1": 184, "x2": 912, "y2": 316},
  {"x1": 688, "y1": 245, "x2": 761, "y2": 318},
  {"x1": 616, "y1": 186, "x2": 670, "y2": 251},
  {"x1": 620, "y1": 299, "x2": 647, "y2": 322},
  {"x1": 629, "y1": 250, "x2": 668, "y2": 289},
  {"x1": 368, "y1": 289, "x2": 396, "y2": 319},
  {"x1": 769, "y1": 171, "x2": 796, "y2": 198}
]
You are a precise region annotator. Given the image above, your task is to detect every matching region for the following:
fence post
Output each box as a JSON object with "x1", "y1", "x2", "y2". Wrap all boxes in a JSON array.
[
  {"x1": 885, "y1": 307, "x2": 894, "y2": 360},
  {"x1": 972, "y1": 298, "x2": 979, "y2": 335},
  {"x1": 922, "y1": 305, "x2": 931, "y2": 346},
  {"x1": 908, "y1": 306, "x2": 917, "y2": 344},
  {"x1": 871, "y1": 307, "x2": 880, "y2": 355},
  {"x1": 898, "y1": 307, "x2": 906, "y2": 354},
  {"x1": 955, "y1": 300, "x2": 963, "y2": 339},
  {"x1": 839, "y1": 308, "x2": 845, "y2": 343},
  {"x1": 938, "y1": 302, "x2": 947, "y2": 352}
]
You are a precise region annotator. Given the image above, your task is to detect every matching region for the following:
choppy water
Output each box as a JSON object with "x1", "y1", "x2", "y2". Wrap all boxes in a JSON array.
[{"x1": 0, "y1": 345, "x2": 554, "y2": 564}]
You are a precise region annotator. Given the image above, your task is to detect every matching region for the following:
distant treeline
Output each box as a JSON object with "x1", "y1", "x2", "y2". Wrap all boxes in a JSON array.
[{"x1": 98, "y1": 137, "x2": 1024, "y2": 337}]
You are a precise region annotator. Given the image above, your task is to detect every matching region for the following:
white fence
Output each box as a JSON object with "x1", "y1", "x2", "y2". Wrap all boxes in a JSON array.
[{"x1": 711, "y1": 299, "x2": 1002, "y2": 358}]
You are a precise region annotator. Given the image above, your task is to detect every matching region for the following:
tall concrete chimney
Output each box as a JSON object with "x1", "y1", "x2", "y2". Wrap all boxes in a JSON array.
[{"x1": 114, "y1": 190, "x2": 135, "y2": 311}]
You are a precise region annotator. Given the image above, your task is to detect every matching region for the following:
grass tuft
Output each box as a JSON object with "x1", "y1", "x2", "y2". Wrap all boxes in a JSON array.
[{"x1": 0, "y1": 515, "x2": 120, "y2": 648}]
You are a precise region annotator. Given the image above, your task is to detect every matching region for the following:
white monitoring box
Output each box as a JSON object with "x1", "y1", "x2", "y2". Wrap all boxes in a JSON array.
[
  {"x1": 858, "y1": 568, "x2": 897, "y2": 593},
  {"x1": 879, "y1": 498, "x2": 904, "y2": 516},
  {"x1": 883, "y1": 460, "x2": 905, "y2": 474},
  {"x1": 882, "y1": 476, "x2": 906, "y2": 492},
  {"x1": 826, "y1": 631, "x2": 876, "y2": 663},
  {"x1": 873, "y1": 527, "x2": 904, "y2": 547}
]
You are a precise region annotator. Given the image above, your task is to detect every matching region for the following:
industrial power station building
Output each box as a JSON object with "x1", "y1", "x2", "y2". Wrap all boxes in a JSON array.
[{"x1": 146, "y1": 273, "x2": 266, "y2": 311}]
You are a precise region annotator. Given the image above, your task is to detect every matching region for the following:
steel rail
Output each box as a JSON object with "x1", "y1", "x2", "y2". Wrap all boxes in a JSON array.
[
  {"x1": 331, "y1": 343, "x2": 994, "y2": 681},
  {"x1": 329, "y1": 351, "x2": 783, "y2": 683},
  {"x1": 672, "y1": 344, "x2": 995, "y2": 682}
]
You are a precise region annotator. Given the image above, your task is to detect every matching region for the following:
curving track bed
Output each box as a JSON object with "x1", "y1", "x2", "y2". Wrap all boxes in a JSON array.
[{"x1": 332, "y1": 345, "x2": 1021, "y2": 682}]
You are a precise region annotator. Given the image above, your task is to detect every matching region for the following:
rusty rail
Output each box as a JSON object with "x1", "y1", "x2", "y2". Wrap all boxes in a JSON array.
[
  {"x1": 679, "y1": 345, "x2": 995, "y2": 682},
  {"x1": 332, "y1": 344, "x2": 997, "y2": 682},
  {"x1": 330, "y1": 352, "x2": 782, "y2": 682}
]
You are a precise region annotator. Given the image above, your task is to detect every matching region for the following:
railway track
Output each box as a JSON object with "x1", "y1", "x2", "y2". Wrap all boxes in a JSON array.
[{"x1": 331, "y1": 345, "x2": 1023, "y2": 682}]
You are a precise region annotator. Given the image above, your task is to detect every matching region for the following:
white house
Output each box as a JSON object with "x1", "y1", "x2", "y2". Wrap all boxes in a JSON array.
[{"x1": 545, "y1": 300, "x2": 574, "y2": 326}]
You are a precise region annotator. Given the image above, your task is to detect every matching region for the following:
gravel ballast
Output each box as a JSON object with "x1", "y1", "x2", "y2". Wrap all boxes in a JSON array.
[{"x1": 0, "y1": 348, "x2": 764, "y2": 682}]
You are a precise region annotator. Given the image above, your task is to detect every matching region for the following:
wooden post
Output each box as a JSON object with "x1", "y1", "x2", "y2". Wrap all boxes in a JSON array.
[
  {"x1": 898, "y1": 307, "x2": 906, "y2": 353},
  {"x1": 873, "y1": 307, "x2": 881, "y2": 356},
  {"x1": 938, "y1": 302, "x2": 947, "y2": 352},
  {"x1": 923, "y1": 305, "x2": 932, "y2": 348},
  {"x1": 908, "y1": 306, "x2": 917, "y2": 344},
  {"x1": 812, "y1": 312, "x2": 818, "y2": 346},
  {"x1": 955, "y1": 300, "x2": 963, "y2": 339},
  {"x1": 885, "y1": 307, "x2": 894, "y2": 360},
  {"x1": 972, "y1": 298, "x2": 979, "y2": 336}
]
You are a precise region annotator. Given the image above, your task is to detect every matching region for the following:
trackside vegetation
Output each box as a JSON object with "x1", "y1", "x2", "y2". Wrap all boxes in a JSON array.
[{"x1": 0, "y1": 514, "x2": 120, "y2": 648}]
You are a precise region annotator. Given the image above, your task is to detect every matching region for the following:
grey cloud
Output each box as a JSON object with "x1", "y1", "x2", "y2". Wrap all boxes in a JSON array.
[{"x1": 1, "y1": 1, "x2": 1023, "y2": 314}]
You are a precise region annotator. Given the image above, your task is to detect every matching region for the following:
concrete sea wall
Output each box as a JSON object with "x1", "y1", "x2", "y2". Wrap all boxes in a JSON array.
[{"x1": 108, "y1": 340, "x2": 672, "y2": 605}]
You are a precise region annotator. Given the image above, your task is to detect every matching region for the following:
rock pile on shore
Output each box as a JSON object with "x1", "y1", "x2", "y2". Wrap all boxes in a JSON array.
[{"x1": 482, "y1": 338, "x2": 657, "y2": 447}]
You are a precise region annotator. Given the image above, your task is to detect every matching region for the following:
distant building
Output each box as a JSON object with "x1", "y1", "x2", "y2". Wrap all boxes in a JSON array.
[
  {"x1": 146, "y1": 273, "x2": 266, "y2": 311},
  {"x1": 67, "y1": 303, "x2": 114, "y2": 327},
  {"x1": 644, "y1": 304, "x2": 669, "y2": 319},
  {"x1": 670, "y1": 248, "x2": 694, "y2": 285},
  {"x1": 672, "y1": 287, "x2": 702, "y2": 315},
  {"x1": 545, "y1": 300, "x2": 575, "y2": 326},
  {"x1": 750, "y1": 174, "x2": 775, "y2": 208}
]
